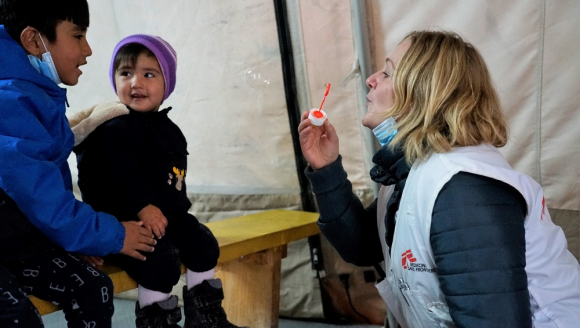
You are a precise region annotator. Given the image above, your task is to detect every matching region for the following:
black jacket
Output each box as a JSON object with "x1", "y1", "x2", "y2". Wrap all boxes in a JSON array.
[
  {"x1": 74, "y1": 107, "x2": 191, "y2": 221},
  {"x1": 305, "y1": 146, "x2": 531, "y2": 328}
]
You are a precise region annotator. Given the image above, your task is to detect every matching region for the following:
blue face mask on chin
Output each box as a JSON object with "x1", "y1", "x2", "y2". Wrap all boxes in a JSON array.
[
  {"x1": 373, "y1": 116, "x2": 398, "y2": 147},
  {"x1": 27, "y1": 32, "x2": 62, "y2": 85}
]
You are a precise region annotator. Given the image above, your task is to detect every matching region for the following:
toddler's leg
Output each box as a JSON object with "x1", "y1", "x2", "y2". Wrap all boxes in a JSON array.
[
  {"x1": 0, "y1": 264, "x2": 43, "y2": 328},
  {"x1": 107, "y1": 235, "x2": 181, "y2": 294},
  {"x1": 138, "y1": 284, "x2": 170, "y2": 308},
  {"x1": 167, "y1": 214, "x2": 247, "y2": 328},
  {"x1": 4, "y1": 248, "x2": 114, "y2": 328},
  {"x1": 108, "y1": 237, "x2": 182, "y2": 327},
  {"x1": 185, "y1": 268, "x2": 214, "y2": 289}
]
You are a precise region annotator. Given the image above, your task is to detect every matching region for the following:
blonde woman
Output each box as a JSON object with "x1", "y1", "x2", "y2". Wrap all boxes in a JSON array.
[{"x1": 298, "y1": 31, "x2": 580, "y2": 328}]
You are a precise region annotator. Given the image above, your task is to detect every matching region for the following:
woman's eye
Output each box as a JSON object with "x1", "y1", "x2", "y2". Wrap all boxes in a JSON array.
[
  {"x1": 120, "y1": 71, "x2": 131, "y2": 77},
  {"x1": 383, "y1": 72, "x2": 390, "y2": 78},
  {"x1": 145, "y1": 73, "x2": 154, "y2": 78}
]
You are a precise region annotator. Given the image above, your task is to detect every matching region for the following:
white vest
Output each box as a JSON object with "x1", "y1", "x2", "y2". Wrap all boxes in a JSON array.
[{"x1": 375, "y1": 144, "x2": 580, "y2": 328}]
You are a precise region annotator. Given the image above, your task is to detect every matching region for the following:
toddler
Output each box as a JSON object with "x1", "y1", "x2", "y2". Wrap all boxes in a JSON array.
[{"x1": 72, "y1": 34, "x2": 246, "y2": 328}]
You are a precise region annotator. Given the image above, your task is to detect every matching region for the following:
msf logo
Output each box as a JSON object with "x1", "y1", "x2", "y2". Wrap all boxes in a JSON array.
[
  {"x1": 401, "y1": 249, "x2": 416, "y2": 269},
  {"x1": 541, "y1": 197, "x2": 546, "y2": 221}
]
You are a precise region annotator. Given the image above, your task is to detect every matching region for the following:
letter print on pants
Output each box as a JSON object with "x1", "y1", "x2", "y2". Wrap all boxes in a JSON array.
[
  {"x1": 2, "y1": 247, "x2": 114, "y2": 328},
  {"x1": 0, "y1": 264, "x2": 43, "y2": 328}
]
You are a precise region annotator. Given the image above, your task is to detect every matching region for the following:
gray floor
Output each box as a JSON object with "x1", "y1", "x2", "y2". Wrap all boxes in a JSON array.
[{"x1": 42, "y1": 298, "x2": 382, "y2": 327}]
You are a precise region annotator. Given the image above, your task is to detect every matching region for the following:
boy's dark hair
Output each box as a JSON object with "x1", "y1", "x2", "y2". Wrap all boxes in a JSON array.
[
  {"x1": 0, "y1": 0, "x2": 89, "y2": 45},
  {"x1": 113, "y1": 43, "x2": 156, "y2": 73}
]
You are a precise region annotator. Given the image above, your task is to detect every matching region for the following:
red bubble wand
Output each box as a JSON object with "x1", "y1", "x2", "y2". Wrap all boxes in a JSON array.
[{"x1": 313, "y1": 83, "x2": 331, "y2": 118}]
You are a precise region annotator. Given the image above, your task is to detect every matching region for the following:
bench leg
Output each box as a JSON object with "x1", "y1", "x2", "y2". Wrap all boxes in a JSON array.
[{"x1": 215, "y1": 245, "x2": 287, "y2": 328}]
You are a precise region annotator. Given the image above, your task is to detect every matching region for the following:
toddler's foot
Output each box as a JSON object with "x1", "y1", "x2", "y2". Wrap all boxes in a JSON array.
[
  {"x1": 183, "y1": 279, "x2": 248, "y2": 328},
  {"x1": 135, "y1": 295, "x2": 182, "y2": 328}
]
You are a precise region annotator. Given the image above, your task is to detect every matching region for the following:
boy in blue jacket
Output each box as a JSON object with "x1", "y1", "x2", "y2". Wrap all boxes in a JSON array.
[{"x1": 0, "y1": 1, "x2": 156, "y2": 327}]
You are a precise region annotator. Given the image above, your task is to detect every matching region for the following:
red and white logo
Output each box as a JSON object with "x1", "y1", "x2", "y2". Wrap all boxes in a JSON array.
[
  {"x1": 541, "y1": 197, "x2": 546, "y2": 221},
  {"x1": 401, "y1": 249, "x2": 416, "y2": 269},
  {"x1": 401, "y1": 249, "x2": 436, "y2": 273}
]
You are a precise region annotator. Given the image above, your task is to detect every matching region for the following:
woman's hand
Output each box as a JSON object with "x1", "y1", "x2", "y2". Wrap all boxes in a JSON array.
[
  {"x1": 298, "y1": 110, "x2": 339, "y2": 170},
  {"x1": 137, "y1": 204, "x2": 168, "y2": 239}
]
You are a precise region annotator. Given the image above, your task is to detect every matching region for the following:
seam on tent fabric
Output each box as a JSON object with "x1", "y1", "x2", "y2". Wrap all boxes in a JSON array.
[
  {"x1": 351, "y1": 0, "x2": 380, "y2": 197},
  {"x1": 274, "y1": 0, "x2": 317, "y2": 213},
  {"x1": 535, "y1": 0, "x2": 546, "y2": 185},
  {"x1": 287, "y1": 0, "x2": 312, "y2": 114}
]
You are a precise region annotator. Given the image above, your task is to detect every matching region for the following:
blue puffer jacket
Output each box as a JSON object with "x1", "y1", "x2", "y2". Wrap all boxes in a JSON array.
[{"x1": 0, "y1": 25, "x2": 124, "y2": 257}]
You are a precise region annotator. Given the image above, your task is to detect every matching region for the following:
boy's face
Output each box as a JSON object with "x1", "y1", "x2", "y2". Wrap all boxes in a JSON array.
[
  {"x1": 115, "y1": 54, "x2": 165, "y2": 113},
  {"x1": 44, "y1": 20, "x2": 92, "y2": 86}
]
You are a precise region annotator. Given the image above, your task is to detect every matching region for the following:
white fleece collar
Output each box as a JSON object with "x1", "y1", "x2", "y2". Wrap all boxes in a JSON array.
[{"x1": 67, "y1": 101, "x2": 129, "y2": 146}]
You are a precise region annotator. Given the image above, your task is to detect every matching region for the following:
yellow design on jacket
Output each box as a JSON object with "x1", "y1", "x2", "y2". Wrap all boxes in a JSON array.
[{"x1": 171, "y1": 167, "x2": 186, "y2": 191}]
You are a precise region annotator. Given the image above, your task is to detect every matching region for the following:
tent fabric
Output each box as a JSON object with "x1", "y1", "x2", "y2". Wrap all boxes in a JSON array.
[
  {"x1": 68, "y1": 0, "x2": 320, "y2": 317},
  {"x1": 365, "y1": 0, "x2": 580, "y2": 264},
  {"x1": 369, "y1": 0, "x2": 580, "y2": 211},
  {"x1": 65, "y1": 0, "x2": 579, "y2": 320},
  {"x1": 69, "y1": 0, "x2": 300, "y2": 197}
]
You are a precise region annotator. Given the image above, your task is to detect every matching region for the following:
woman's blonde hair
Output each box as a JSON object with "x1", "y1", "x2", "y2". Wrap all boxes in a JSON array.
[{"x1": 388, "y1": 31, "x2": 508, "y2": 164}]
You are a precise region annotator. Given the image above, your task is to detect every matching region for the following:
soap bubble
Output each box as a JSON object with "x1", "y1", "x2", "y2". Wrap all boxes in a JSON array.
[
  {"x1": 246, "y1": 65, "x2": 270, "y2": 89},
  {"x1": 312, "y1": 0, "x2": 349, "y2": 11}
]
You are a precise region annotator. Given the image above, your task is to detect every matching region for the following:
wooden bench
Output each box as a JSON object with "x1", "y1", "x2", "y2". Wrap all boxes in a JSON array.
[{"x1": 29, "y1": 209, "x2": 320, "y2": 328}]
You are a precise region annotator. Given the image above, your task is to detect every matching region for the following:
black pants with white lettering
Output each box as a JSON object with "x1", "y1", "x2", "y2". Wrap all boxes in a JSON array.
[{"x1": 0, "y1": 247, "x2": 114, "y2": 328}]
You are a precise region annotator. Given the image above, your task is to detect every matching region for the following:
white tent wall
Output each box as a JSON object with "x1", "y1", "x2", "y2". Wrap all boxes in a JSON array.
[
  {"x1": 64, "y1": 0, "x2": 579, "y2": 322},
  {"x1": 67, "y1": 0, "x2": 323, "y2": 318},
  {"x1": 290, "y1": 0, "x2": 580, "y2": 322},
  {"x1": 69, "y1": 0, "x2": 301, "y2": 201},
  {"x1": 297, "y1": 0, "x2": 376, "y2": 202},
  {"x1": 366, "y1": 0, "x2": 580, "y2": 258},
  {"x1": 289, "y1": 0, "x2": 386, "y2": 322},
  {"x1": 540, "y1": 1, "x2": 580, "y2": 259}
]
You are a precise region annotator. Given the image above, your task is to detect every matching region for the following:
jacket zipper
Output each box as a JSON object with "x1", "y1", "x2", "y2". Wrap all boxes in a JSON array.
[{"x1": 397, "y1": 277, "x2": 411, "y2": 307}]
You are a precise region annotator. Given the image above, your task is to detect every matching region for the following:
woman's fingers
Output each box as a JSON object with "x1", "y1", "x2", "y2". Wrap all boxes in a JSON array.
[
  {"x1": 298, "y1": 116, "x2": 311, "y2": 133},
  {"x1": 322, "y1": 119, "x2": 339, "y2": 144}
]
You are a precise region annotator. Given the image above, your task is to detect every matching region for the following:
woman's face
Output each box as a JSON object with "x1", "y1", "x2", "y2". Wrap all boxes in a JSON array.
[{"x1": 363, "y1": 40, "x2": 411, "y2": 129}]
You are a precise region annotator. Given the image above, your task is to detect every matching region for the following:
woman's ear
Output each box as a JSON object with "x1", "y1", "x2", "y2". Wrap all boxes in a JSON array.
[{"x1": 20, "y1": 26, "x2": 42, "y2": 57}]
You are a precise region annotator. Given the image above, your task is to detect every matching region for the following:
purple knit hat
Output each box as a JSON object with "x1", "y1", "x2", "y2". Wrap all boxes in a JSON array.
[{"x1": 109, "y1": 34, "x2": 177, "y2": 102}]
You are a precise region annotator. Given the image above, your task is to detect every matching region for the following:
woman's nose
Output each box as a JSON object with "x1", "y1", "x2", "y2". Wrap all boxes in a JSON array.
[{"x1": 366, "y1": 71, "x2": 379, "y2": 89}]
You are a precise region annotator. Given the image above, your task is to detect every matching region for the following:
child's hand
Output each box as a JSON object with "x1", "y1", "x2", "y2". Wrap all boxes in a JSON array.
[
  {"x1": 80, "y1": 255, "x2": 104, "y2": 267},
  {"x1": 120, "y1": 221, "x2": 156, "y2": 261},
  {"x1": 137, "y1": 204, "x2": 168, "y2": 239}
]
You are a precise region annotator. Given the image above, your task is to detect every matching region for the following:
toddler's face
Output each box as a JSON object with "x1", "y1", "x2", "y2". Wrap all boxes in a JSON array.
[{"x1": 115, "y1": 53, "x2": 165, "y2": 112}]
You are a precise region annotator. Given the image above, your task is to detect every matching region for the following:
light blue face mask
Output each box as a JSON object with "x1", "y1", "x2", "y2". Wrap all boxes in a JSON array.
[
  {"x1": 27, "y1": 32, "x2": 62, "y2": 85},
  {"x1": 372, "y1": 116, "x2": 398, "y2": 146}
]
